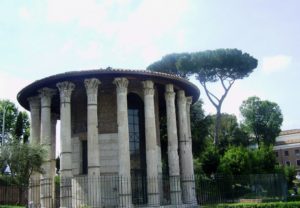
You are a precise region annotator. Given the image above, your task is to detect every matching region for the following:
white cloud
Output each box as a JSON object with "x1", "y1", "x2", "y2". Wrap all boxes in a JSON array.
[
  {"x1": 0, "y1": 70, "x2": 31, "y2": 109},
  {"x1": 47, "y1": 0, "x2": 189, "y2": 65},
  {"x1": 47, "y1": 0, "x2": 107, "y2": 29},
  {"x1": 76, "y1": 41, "x2": 103, "y2": 60},
  {"x1": 19, "y1": 7, "x2": 32, "y2": 21},
  {"x1": 262, "y1": 55, "x2": 292, "y2": 74}
]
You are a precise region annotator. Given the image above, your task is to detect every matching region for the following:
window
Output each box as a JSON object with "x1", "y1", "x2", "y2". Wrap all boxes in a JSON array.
[
  {"x1": 297, "y1": 160, "x2": 300, "y2": 166},
  {"x1": 275, "y1": 152, "x2": 279, "y2": 157},
  {"x1": 286, "y1": 161, "x2": 291, "y2": 166},
  {"x1": 285, "y1": 150, "x2": 289, "y2": 156},
  {"x1": 295, "y1": 149, "x2": 300, "y2": 156}
]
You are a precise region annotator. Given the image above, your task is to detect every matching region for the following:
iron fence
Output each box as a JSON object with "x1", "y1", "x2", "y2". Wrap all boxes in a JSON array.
[
  {"x1": 195, "y1": 174, "x2": 288, "y2": 205},
  {"x1": 0, "y1": 184, "x2": 28, "y2": 205},
  {"x1": 0, "y1": 174, "x2": 287, "y2": 207}
]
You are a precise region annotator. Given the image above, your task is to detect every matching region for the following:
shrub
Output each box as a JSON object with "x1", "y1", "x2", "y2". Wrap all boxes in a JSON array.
[{"x1": 217, "y1": 201, "x2": 300, "y2": 208}]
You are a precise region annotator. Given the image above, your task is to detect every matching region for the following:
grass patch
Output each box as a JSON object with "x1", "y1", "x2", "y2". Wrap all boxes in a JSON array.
[{"x1": 0, "y1": 206, "x2": 25, "y2": 208}]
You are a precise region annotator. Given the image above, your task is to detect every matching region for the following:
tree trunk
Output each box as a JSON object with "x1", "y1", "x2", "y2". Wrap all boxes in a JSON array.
[{"x1": 214, "y1": 107, "x2": 221, "y2": 145}]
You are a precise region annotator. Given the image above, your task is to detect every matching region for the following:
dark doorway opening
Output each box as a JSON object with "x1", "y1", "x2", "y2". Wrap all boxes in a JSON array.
[{"x1": 127, "y1": 93, "x2": 147, "y2": 204}]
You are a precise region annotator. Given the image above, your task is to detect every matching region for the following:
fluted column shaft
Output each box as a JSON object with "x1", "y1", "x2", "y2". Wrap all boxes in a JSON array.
[
  {"x1": 165, "y1": 84, "x2": 182, "y2": 205},
  {"x1": 51, "y1": 113, "x2": 58, "y2": 204},
  {"x1": 186, "y1": 97, "x2": 193, "y2": 142},
  {"x1": 142, "y1": 80, "x2": 160, "y2": 206},
  {"x1": 28, "y1": 96, "x2": 41, "y2": 144},
  {"x1": 39, "y1": 88, "x2": 56, "y2": 208},
  {"x1": 57, "y1": 82, "x2": 75, "y2": 208},
  {"x1": 177, "y1": 91, "x2": 196, "y2": 204},
  {"x1": 84, "y1": 78, "x2": 102, "y2": 208},
  {"x1": 113, "y1": 77, "x2": 132, "y2": 207},
  {"x1": 28, "y1": 96, "x2": 41, "y2": 206},
  {"x1": 85, "y1": 78, "x2": 101, "y2": 176}
]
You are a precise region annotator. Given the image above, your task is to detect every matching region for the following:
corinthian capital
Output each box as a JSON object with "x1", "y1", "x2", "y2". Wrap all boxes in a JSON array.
[
  {"x1": 38, "y1": 88, "x2": 56, "y2": 107},
  {"x1": 165, "y1": 84, "x2": 175, "y2": 101},
  {"x1": 27, "y1": 96, "x2": 40, "y2": 110},
  {"x1": 84, "y1": 78, "x2": 100, "y2": 94},
  {"x1": 142, "y1": 80, "x2": 154, "y2": 96},
  {"x1": 56, "y1": 82, "x2": 75, "y2": 103},
  {"x1": 84, "y1": 78, "x2": 100, "y2": 104},
  {"x1": 186, "y1": 96, "x2": 193, "y2": 106},
  {"x1": 113, "y1": 77, "x2": 128, "y2": 94}
]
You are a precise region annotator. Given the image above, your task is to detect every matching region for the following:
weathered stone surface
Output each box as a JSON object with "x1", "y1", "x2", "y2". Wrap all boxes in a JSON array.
[
  {"x1": 57, "y1": 81, "x2": 75, "y2": 207},
  {"x1": 142, "y1": 80, "x2": 160, "y2": 206},
  {"x1": 28, "y1": 96, "x2": 41, "y2": 205},
  {"x1": 177, "y1": 90, "x2": 196, "y2": 205},
  {"x1": 165, "y1": 84, "x2": 182, "y2": 205},
  {"x1": 39, "y1": 87, "x2": 56, "y2": 208}
]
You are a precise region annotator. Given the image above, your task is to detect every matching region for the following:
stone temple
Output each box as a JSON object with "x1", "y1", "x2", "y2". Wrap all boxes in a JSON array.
[{"x1": 17, "y1": 69, "x2": 200, "y2": 208}]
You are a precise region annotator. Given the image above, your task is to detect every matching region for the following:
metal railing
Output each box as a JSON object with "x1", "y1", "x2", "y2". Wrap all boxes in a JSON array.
[
  {"x1": 195, "y1": 174, "x2": 287, "y2": 205},
  {"x1": 0, "y1": 173, "x2": 287, "y2": 207}
]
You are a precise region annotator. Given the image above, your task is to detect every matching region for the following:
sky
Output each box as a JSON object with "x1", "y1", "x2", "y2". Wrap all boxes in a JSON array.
[{"x1": 0, "y1": 0, "x2": 299, "y2": 131}]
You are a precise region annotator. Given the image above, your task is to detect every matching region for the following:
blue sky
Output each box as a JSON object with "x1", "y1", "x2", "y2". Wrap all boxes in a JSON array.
[{"x1": 0, "y1": 0, "x2": 299, "y2": 130}]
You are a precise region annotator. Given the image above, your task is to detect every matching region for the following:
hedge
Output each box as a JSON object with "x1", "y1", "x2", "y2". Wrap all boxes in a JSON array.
[
  {"x1": 216, "y1": 202, "x2": 300, "y2": 208},
  {"x1": 0, "y1": 206, "x2": 24, "y2": 208}
]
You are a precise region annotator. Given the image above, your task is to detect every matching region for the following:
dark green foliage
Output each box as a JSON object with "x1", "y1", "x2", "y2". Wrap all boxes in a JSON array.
[
  {"x1": 147, "y1": 49, "x2": 258, "y2": 145},
  {"x1": 201, "y1": 143, "x2": 220, "y2": 176},
  {"x1": 251, "y1": 145, "x2": 276, "y2": 174},
  {"x1": 0, "y1": 100, "x2": 18, "y2": 143},
  {"x1": 192, "y1": 49, "x2": 257, "y2": 145},
  {"x1": 218, "y1": 146, "x2": 252, "y2": 176},
  {"x1": 0, "y1": 100, "x2": 30, "y2": 144},
  {"x1": 216, "y1": 201, "x2": 300, "y2": 208},
  {"x1": 0, "y1": 140, "x2": 46, "y2": 185},
  {"x1": 275, "y1": 165, "x2": 296, "y2": 189},
  {"x1": 14, "y1": 112, "x2": 30, "y2": 143},
  {"x1": 190, "y1": 100, "x2": 211, "y2": 157},
  {"x1": 240, "y1": 96, "x2": 283, "y2": 146},
  {"x1": 191, "y1": 49, "x2": 258, "y2": 83},
  {"x1": 147, "y1": 53, "x2": 192, "y2": 78},
  {"x1": 207, "y1": 113, "x2": 250, "y2": 154},
  {"x1": 217, "y1": 146, "x2": 277, "y2": 176}
]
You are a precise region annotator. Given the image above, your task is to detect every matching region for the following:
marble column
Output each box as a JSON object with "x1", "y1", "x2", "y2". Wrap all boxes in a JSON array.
[
  {"x1": 142, "y1": 80, "x2": 160, "y2": 207},
  {"x1": 51, "y1": 113, "x2": 58, "y2": 204},
  {"x1": 186, "y1": 97, "x2": 193, "y2": 143},
  {"x1": 57, "y1": 81, "x2": 75, "y2": 207},
  {"x1": 39, "y1": 88, "x2": 56, "y2": 208},
  {"x1": 84, "y1": 78, "x2": 101, "y2": 207},
  {"x1": 177, "y1": 91, "x2": 196, "y2": 205},
  {"x1": 28, "y1": 96, "x2": 41, "y2": 206},
  {"x1": 113, "y1": 77, "x2": 132, "y2": 207},
  {"x1": 165, "y1": 84, "x2": 182, "y2": 205}
]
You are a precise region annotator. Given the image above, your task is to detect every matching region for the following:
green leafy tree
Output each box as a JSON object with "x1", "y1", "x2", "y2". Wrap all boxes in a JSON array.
[
  {"x1": 240, "y1": 96, "x2": 283, "y2": 146},
  {"x1": 218, "y1": 146, "x2": 252, "y2": 176},
  {"x1": 0, "y1": 100, "x2": 18, "y2": 144},
  {"x1": 147, "y1": 53, "x2": 192, "y2": 78},
  {"x1": 147, "y1": 49, "x2": 258, "y2": 145},
  {"x1": 207, "y1": 113, "x2": 250, "y2": 153},
  {"x1": 190, "y1": 100, "x2": 211, "y2": 157},
  {"x1": 251, "y1": 144, "x2": 276, "y2": 174},
  {"x1": 190, "y1": 49, "x2": 257, "y2": 145},
  {"x1": 201, "y1": 143, "x2": 220, "y2": 177},
  {"x1": 14, "y1": 112, "x2": 30, "y2": 143},
  {"x1": 0, "y1": 139, "x2": 46, "y2": 185}
]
